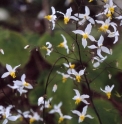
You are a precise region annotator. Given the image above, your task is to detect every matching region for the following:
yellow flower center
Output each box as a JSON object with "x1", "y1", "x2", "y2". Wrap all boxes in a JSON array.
[
  {"x1": 58, "y1": 42, "x2": 64, "y2": 48},
  {"x1": 23, "y1": 82, "x2": 29, "y2": 87},
  {"x1": 99, "y1": 24, "x2": 109, "y2": 32},
  {"x1": 64, "y1": 17, "x2": 70, "y2": 24},
  {"x1": 69, "y1": 64, "x2": 75, "y2": 69},
  {"x1": 109, "y1": 7, "x2": 114, "y2": 14},
  {"x1": 80, "y1": 115, "x2": 85, "y2": 121},
  {"x1": 10, "y1": 71, "x2": 16, "y2": 78},
  {"x1": 76, "y1": 75, "x2": 81, "y2": 83},
  {"x1": 44, "y1": 15, "x2": 52, "y2": 21},
  {"x1": 58, "y1": 117, "x2": 64, "y2": 123},
  {"x1": 62, "y1": 76, "x2": 67, "y2": 83},
  {"x1": 29, "y1": 118, "x2": 35, "y2": 124},
  {"x1": 106, "y1": 92, "x2": 111, "y2": 99},
  {"x1": 83, "y1": 33, "x2": 88, "y2": 39},
  {"x1": 75, "y1": 98, "x2": 81, "y2": 104},
  {"x1": 106, "y1": 12, "x2": 112, "y2": 19}
]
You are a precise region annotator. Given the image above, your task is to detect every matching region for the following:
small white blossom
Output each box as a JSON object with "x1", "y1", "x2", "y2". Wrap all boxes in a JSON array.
[
  {"x1": 68, "y1": 68, "x2": 85, "y2": 83},
  {"x1": 100, "y1": 84, "x2": 114, "y2": 99},
  {"x1": 73, "y1": 23, "x2": 96, "y2": 48},
  {"x1": 57, "y1": 34, "x2": 69, "y2": 54},
  {"x1": 92, "y1": 56, "x2": 107, "y2": 68},
  {"x1": 44, "y1": 6, "x2": 57, "y2": 30},
  {"x1": 42, "y1": 42, "x2": 53, "y2": 56},
  {"x1": 75, "y1": 6, "x2": 95, "y2": 25},
  {"x1": 1, "y1": 64, "x2": 20, "y2": 78},
  {"x1": 88, "y1": 35, "x2": 110, "y2": 59},
  {"x1": 49, "y1": 102, "x2": 62, "y2": 114},
  {"x1": 72, "y1": 105, "x2": 94, "y2": 123},
  {"x1": 57, "y1": 7, "x2": 78, "y2": 24},
  {"x1": 72, "y1": 89, "x2": 90, "y2": 105}
]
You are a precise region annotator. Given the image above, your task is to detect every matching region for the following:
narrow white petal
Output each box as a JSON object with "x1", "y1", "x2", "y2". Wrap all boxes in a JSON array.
[
  {"x1": 72, "y1": 30, "x2": 83, "y2": 35},
  {"x1": 64, "y1": 115, "x2": 72, "y2": 119},
  {"x1": 73, "y1": 89, "x2": 81, "y2": 97},
  {"x1": 88, "y1": 35, "x2": 96, "y2": 41},
  {"x1": 97, "y1": 49, "x2": 104, "y2": 59},
  {"x1": 101, "y1": 46, "x2": 110, "y2": 54},
  {"x1": 6, "y1": 64, "x2": 12, "y2": 71},
  {"x1": 85, "y1": 6, "x2": 90, "y2": 15},
  {"x1": 88, "y1": 45, "x2": 97, "y2": 49},
  {"x1": 82, "y1": 105, "x2": 88, "y2": 115},
  {"x1": 98, "y1": 35, "x2": 104, "y2": 47},
  {"x1": 82, "y1": 38, "x2": 87, "y2": 48},
  {"x1": 1, "y1": 72, "x2": 10, "y2": 78},
  {"x1": 87, "y1": 16, "x2": 95, "y2": 24},
  {"x1": 85, "y1": 23, "x2": 92, "y2": 34},
  {"x1": 51, "y1": 6, "x2": 55, "y2": 15},
  {"x1": 72, "y1": 110, "x2": 81, "y2": 116},
  {"x1": 38, "y1": 97, "x2": 44, "y2": 106},
  {"x1": 93, "y1": 62, "x2": 100, "y2": 68},
  {"x1": 3, "y1": 119, "x2": 8, "y2": 124},
  {"x1": 86, "y1": 114, "x2": 94, "y2": 119}
]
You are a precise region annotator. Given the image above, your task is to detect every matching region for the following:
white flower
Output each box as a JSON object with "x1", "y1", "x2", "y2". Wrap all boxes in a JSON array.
[
  {"x1": 49, "y1": 102, "x2": 62, "y2": 114},
  {"x1": 57, "y1": 34, "x2": 69, "y2": 54},
  {"x1": 58, "y1": 111, "x2": 72, "y2": 123},
  {"x1": 100, "y1": 84, "x2": 114, "y2": 99},
  {"x1": 42, "y1": 42, "x2": 53, "y2": 56},
  {"x1": 68, "y1": 68, "x2": 85, "y2": 83},
  {"x1": 96, "y1": 18, "x2": 117, "y2": 33},
  {"x1": 40, "y1": 97, "x2": 53, "y2": 110},
  {"x1": 92, "y1": 56, "x2": 107, "y2": 68},
  {"x1": 72, "y1": 89, "x2": 89, "y2": 105},
  {"x1": 8, "y1": 74, "x2": 33, "y2": 95},
  {"x1": 29, "y1": 109, "x2": 43, "y2": 124},
  {"x1": 72, "y1": 105, "x2": 93, "y2": 123},
  {"x1": 88, "y1": 35, "x2": 110, "y2": 59},
  {"x1": 0, "y1": 105, "x2": 19, "y2": 124},
  {"x1": 52, "y1": 84, "x2": 57, "y2": 92},
  {"x1": 75, "y1": 6, "x2": 95, "y2": 25},
  {"x1": 44, "y1": 6, "x2": 57, "y2": 30},
  {"x1": 57, "y1": 7, "x2": 78, "y2": 24},
  {"x1": 1, "y1": 64, "x2": 21, "y2": 78},
  {"x1": 38, "y1": 97, "x2": 44, "y2": 106},
  {"x1": 107, "y1": 27, "x2": 119, "y2": 44},
  {"x1": 72, "y1": 23, "x2": 96, "y2": 48},
  {"x1": 57, "y1": 71, "x2": 74, "y2": 83},
  {"x1": 96, "y1": 0, "x2": 116, "y2": 19}
]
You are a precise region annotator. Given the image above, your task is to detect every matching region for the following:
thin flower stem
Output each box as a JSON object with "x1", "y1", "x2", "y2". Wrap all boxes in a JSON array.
[{"x1": 43, "y1": 56, "x2": 69, "y2": 123}]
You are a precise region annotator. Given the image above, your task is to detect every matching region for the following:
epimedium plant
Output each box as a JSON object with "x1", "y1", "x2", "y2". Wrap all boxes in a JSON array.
[{"x1": 0, "y1": 0, "x2": 122, "y2": 124}]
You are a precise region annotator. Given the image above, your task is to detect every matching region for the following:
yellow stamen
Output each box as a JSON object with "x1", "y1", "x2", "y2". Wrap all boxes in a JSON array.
[
  {"x1": 64, "y1": 17, "x2": 70, "y2": 24},
  {"x1": 10, "y1": 71, "x2": 16, "y2": 78},
  {"x1": 106, "y1": 12, "x2": 112, "y2": 19},
  {"x1": 19, "y1": 116, "x2": 23, "y2": 121},
  {"x1": 82, "y1": 33, "x2": 88, "y2": 39},
  {"x1": 58, "y1": 117, "x2": 64, "y2": 123},
  {"x1": 80, "y1": 115, "x2": 85, "y2": 121},
  {"x1": 69, "y1": 64, "x2": 75, "y2": 69},
  {"x1": 58, "y1": 42, "x2": 64, "y2": 47},
  {"x1": 104, "y1": 0, "x2": 108, "y2": 2},
  {"x1": 106, "y1": 92, "x2": 111, "y2": 99},
  {"x1": 75, "y1": 98, "x2": 81, "y2": 104},
  {"x1": 76, "y1": 75, "x2": 81, "y2": 83},
  {"x1": 109, "y1": 7, "x2": 114, "y2": 14},
  {"x1": 44, "y1": 15, "x2": 52, "y2": 21},
  {"x1": 62, "y1": 77, "x2": 67, "y2": 83},
  {"x1": 99, "y1": 25, "x2": 109, "y2": 32},
  {"x1": 23, "y1": 82, "x2": 29, "y2": 87},
  {"x1": 29, "y1": 118, "x2": 35, "y2": 124}
]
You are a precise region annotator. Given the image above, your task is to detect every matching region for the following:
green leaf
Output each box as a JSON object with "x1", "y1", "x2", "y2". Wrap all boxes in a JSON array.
[{"x1": 0, "y1": 29, "x2": 30, "y2": 67}]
